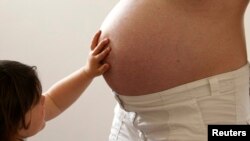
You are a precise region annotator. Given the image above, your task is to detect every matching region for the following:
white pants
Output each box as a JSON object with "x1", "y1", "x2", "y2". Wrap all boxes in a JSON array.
[{"x1": 109, "y1": 63, "x2": 250, "y2": 141}]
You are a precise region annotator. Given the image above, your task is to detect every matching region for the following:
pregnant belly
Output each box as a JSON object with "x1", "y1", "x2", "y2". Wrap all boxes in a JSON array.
[{"x1": 100, "y1": 0, "x2": 247, "y2": 95}]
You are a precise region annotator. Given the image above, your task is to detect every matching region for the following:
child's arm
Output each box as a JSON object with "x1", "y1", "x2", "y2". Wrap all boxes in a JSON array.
[{"x1": 44, "y1": 31, "x2": 111, "y2": 121}]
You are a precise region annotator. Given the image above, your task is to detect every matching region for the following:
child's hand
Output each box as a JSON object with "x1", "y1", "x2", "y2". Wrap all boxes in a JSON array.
[{"x1": 84, "y1": 30, "x2": 111, "y2": 78}]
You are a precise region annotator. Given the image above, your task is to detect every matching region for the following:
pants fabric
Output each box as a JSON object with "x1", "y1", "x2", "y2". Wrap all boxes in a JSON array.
[{"x1": 109, "y1": 63, "x2": 250, "y2": 141}]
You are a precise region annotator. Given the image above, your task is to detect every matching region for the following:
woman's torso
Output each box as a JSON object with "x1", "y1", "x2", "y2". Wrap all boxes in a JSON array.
[{"x1": 100, "y1": 0, "x2": 249, "y2": 96}]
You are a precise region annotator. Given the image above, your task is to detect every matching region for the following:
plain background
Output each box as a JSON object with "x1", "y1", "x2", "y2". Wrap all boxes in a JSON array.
[{"x1": 0, "y1": 1, "x2": 249, "y2": 141}]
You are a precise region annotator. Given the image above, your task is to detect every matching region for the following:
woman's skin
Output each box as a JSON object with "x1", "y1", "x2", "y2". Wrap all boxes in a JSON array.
[{"x1": 101, "y1": 0, "x2": 249, "y2": 96}]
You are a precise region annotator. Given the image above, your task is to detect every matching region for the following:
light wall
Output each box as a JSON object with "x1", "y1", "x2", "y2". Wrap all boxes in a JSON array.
[
  {"x1": 0, "y1": 0, "x2": 117, "y2": 141},
  {"x1": 246, "y1": 5, "x2": 250, "y2": 58},
  {"x1": 0, "y1": 1, "x2": 250, "y2": 141}
]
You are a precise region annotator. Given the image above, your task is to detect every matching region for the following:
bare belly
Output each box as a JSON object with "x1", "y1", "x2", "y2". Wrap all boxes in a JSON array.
[{"x1": 100, "y1": 0, "x2": 248, "y2": 95}]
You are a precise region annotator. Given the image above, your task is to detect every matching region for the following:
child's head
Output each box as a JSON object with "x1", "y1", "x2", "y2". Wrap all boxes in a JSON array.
[{"x1": 0, "y1": 60, "x2": 45, "y2": 141}]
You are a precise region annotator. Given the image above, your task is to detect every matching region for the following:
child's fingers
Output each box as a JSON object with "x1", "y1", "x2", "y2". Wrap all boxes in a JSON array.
[
  {"x1": 98, "y1": 64, "x2": 110, "y2": 74},
  {"x1": 95, "y1": 47, "x2": 111, "y2": 61},
  {"x1": 92, "y1": 38, "x2": 110, "y2": 55},
  {"x1": 91, "y1": 30, "x2": 102, "y2": 50}
]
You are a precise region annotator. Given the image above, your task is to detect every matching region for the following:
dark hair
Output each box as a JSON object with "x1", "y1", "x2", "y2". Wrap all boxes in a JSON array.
[{"x1": 0, "y1": 60, "x2": 42, "y2": 141}]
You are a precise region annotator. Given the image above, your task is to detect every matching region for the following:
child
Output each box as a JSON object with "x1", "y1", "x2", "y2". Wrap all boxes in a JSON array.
[{"x1": 0, "y1": 31, "x2": 111, "y2": 141}]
